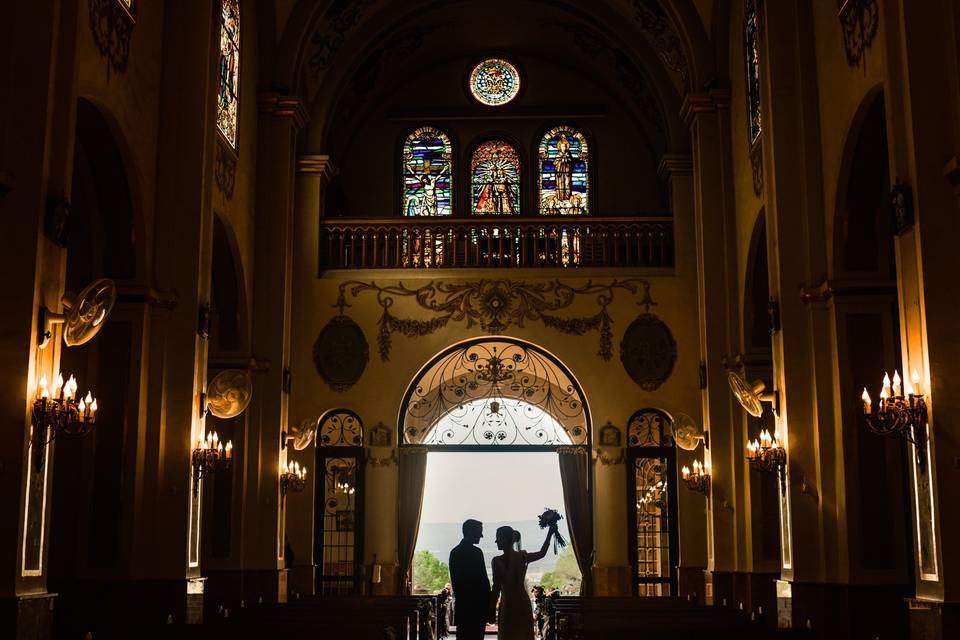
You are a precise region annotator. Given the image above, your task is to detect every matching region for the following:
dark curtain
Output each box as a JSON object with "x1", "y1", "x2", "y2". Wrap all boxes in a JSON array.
[
  {"x1": 397, "y1": 446, "x2": 428, "y2": 594},
  {"x1": 559, "y1": 446, "x2": 594, "y2": 595}
]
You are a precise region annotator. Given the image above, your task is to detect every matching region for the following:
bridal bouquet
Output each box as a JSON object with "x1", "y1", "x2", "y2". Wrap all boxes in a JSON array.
[{"x1": 538, "y1": 508, "x2": 567, "y2": 555}]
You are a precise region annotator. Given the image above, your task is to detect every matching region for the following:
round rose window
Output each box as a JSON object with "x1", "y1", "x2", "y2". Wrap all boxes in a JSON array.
[{"x1": 469, "y1": 58, "x2": 521, "y2": 106}]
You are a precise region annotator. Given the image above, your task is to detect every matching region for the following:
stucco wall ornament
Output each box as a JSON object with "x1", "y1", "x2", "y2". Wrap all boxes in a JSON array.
[
  {"x1": 838, "y1": 0, "x2": 879, "y2": 71},
  {"x1": 89, "y1": 0, "x2": 134, "y2": 80},
  {"x1": 552, "y1": 22, "x2": 665, "y2": 134},
  {"x1": 631, "y1": 0, "x2": 689, "y2": 85},
  {"x1": 749, "y1": 139, "x2": 764, "y2": 196},
  {"x1": 307, "y1": 0, "x2": 377, "y2": 72},
  {"x1": 620, "y1": 313, "x2": 677, "y2": 391},
  {"x1": 313, "y1": 313, "x2": 370, "y2": 392},
  {"x1": 595, "y1": 421, "x2": 625, "y2": 466},
  {"x1": 335, "y1": 278, "x2": 656, "y2": 362},
  {"x1": 366, "y1": 422, "x2": 398, "y2": 467},
  {"x1": 215, "y1": 141, "x2": 237, "y2": 200}
]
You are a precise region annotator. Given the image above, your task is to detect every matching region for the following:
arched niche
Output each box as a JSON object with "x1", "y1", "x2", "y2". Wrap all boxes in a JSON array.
[
  {"x1": 49, "y1": 98, "x2": 143, "y2": 585},
  {"x1": 831, "y1": 88, "x2": 912, "y2": 590},
  {"x1": 399, "y1": 337, "x2": 590, "y2": 448}
]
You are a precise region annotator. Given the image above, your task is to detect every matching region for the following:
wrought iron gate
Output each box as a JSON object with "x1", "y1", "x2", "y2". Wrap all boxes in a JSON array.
[{"x1": 626, "y1": 409, "x2": 679, "y2": 596}]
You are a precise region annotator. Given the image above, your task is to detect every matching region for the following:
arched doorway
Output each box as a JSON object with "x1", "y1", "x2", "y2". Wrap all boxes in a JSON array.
[{"x1": 397, "y1": 338, "x2": 593, "y2": 600}]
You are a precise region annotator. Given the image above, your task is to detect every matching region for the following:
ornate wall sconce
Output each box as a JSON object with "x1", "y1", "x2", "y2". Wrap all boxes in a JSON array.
[
  {"x1": 192, "y1": 430, "x2": 233, "y2": 494},
  {"x1": 280, "y1": 460, "x2": 307, "y2": 499},
  {"x1": 746, "y1": 429, "x2": 786, "y2": 495},
  {"x1": 680, "y1": 460, "x2": 711, "y2": 495},
  {"x1": 32, "y1": 373, "x2": 97, "y2": 471},
  {"x1": 861, "y1": 369, "x2": 927, "y2": 467}
]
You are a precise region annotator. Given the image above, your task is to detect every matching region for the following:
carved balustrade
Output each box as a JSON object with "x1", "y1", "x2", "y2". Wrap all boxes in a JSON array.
[{"x1": 318, "y1": 216, "x2": 673, "y2": 270}]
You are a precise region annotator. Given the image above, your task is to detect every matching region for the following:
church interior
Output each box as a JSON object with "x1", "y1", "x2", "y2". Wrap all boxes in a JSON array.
[{"x1": 2, "y1": 0, "x2": 959, "y2": 638}]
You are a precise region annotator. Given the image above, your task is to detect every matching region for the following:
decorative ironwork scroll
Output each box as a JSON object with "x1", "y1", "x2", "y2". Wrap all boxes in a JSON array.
[
  {"x1": 319, "y1": 410, "x2": 364, "y2": 447},
  {"x1": 313, "y1": 314, "x2": 369, "y2": 392},
  {"x1": 838, "y1": 0, "x2": 879, "y2": 70},
  {"x1": 402, "y1": 340, "x2": 588, "y2": 446},
  {"x1": 628, "y1": 409, "x2": 673, "y2": 447},
  {"x1": 89, "y1": 0, "x2": 134, "y2": 80},
  {"x1": 620, "y1": 314, "x2": 677, "y2": 391},
  {"x1": 336, "y1": 278, "x2": 655, "y2": 362}
]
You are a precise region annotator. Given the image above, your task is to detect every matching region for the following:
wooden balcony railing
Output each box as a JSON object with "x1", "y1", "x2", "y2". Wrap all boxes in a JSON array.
[{"x1": 318, "y1": 216, "x2": 673, "y2": 270}]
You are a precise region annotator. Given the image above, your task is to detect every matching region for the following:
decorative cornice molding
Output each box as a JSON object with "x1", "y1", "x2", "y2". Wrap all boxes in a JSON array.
[
  {"x1": 297, "y1": 154, "x2": 336, "y2": 180},
  {"x1": 658, "y1": 154, "x2": 693, "y2": 181},
  {"x1": 258, "y1": 93, "x2": 310, "y2": 130},
  {"x1": 680, "y1": 90, "x2": 731, "y2": 126}
]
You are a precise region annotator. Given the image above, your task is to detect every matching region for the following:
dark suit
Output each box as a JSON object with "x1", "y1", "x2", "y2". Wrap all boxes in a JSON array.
[{"x1": 449, "y1": 539, "x2": 490, "y2": 640}]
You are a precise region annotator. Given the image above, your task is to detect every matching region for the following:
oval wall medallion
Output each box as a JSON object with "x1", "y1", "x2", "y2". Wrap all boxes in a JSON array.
[
  {"x1": 620, "y1": 314, "x2": 677, "y2": 391},
  {"x1": 313, "y1": 315, "x2": 369, "y2": 392}
]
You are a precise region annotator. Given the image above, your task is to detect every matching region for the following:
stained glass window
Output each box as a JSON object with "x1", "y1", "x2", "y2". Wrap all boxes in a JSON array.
[
  {"x1": 539, "y1": 126, "x2": 589, "y2": 215},
  {"x1": 745, "y1": 0, "x2": 762, "y2": 143},
  {"x1": 402, "y1": 127, "x2": 452, "y2": 216},
  {"x1": 471, "y1": 141, "x2": 521, "y2": 215},
  {"x1": 469, "y1": 59, "x2": 521, "y2": 106},
  {"x1": 217, "y1": 0, "x2": 240, "y2": 148}
]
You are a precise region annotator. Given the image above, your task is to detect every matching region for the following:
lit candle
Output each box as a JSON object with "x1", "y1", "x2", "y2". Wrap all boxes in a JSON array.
[
  {"x1": 212, "y1": 431, "x2": 219, "y2": 447},
  {"x1": 207, "y1": 431, "x2": 213, "y2": 446},
  {"x1": 78, "y1": 397, "x2": 86, "y2": 415},
  {"x1": 892, "y1": 370, "x2": 902, "y2": 397},
  {"x1": 911, "y1": 369, "x2": 922, "y2": 395},
  {"x1": 882, "y1": 372, "x2": 891, "y2": 397},
  {"x1": 682, "y1": 465, "x2": 690, "y2": 480},
  {"x1": 65, "y1": 375, "x2": 77, "y2": 400},
  {"x1": 53, "y1": 373, "x2": 64, "y2": 400},
  {"x1": 38, "y1": 374, "x2": 49, "y2": 400},
  {"x1": 90, "y1": 398, "x2": 97, "y2": 418},
  {"x1": 861, "y1": 388, "x2": 871, "y2": 414},
  {"x1": 84, "y1": 392, "x2": 93, "y2": 417},
  {"x1": 880, "y1": 386, "x2": 889, "y2": 404},
  {"x1": 225, "y1": 441, "x2": 233, "y2": 459},
  {"x1": 773, "y1": 430, "x2": 780, "y2": 447},
  {"x1": 904, "y1": 379, "x2": 914, "y2": 397}
]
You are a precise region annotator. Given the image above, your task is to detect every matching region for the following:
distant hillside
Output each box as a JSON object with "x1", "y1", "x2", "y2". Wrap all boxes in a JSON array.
[{"x1": 415, "y1": 519, "x2": 573, "y2": 577}]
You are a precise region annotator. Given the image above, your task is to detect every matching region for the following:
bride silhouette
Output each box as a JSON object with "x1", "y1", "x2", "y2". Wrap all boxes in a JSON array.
[{"x1": 490, "y1": 525, "x2": 555, "y2": 640}]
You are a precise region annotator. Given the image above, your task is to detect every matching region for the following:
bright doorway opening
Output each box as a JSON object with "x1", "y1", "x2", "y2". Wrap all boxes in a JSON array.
[{"x1": 412, "y1": 451, "x2": 580, "y2": 595}]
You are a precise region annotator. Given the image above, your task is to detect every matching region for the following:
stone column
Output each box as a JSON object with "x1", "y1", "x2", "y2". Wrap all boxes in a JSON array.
[
  {"x1": 682, "y1": 91, "x2": 750, "y2": 605},
  {"x1": 287, "y1": 153, "x2": 334, "y2": 596},
  {"x1": 235, "y1": 94, "x2": 308, "y2": 605},
  {"x1": 0, "y1": 1, "x2": 78, "y2": 636},
  {"x1": 125, "y1": 0, "x2": 216, "y2": 625},
  {"x1": 884, "y1": 0, "x2": 960, "y2": 636}
]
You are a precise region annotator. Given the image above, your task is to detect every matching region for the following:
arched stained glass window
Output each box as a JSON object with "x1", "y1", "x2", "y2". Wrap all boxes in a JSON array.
[
  {"x1": 217, "y1": 0, "x2": 241, "y2": 148},
  {"x1": 745, "y1": 0, "x2": 762, "y2": 143},
  {"x1": 539, "y1": 126, "x2": 589, "y2": 215},
  {"x1": 402, "y1": 127, "x2": 453, "y2": 216},
  {"x1": 471, "y1": 141, "x2": 521, "y2": 215}
]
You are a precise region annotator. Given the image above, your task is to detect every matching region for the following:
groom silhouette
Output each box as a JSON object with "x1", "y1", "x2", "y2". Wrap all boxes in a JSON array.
[{"x1": 449, "y1": 519, "x2": 490, "y2": 640}]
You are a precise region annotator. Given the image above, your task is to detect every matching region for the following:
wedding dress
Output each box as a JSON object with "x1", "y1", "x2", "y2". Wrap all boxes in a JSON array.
[{"x1": 492, "y1": 551, "x2": 534, "y2": 640}]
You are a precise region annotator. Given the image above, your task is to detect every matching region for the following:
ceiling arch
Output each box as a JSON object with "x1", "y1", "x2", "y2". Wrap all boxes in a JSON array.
[{"x1": 271, "y1": 0, "x2": 712, "y2": 153}]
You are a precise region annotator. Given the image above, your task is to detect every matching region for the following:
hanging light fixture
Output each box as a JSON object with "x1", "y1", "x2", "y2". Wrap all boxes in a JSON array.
[
  {"x1": 31, "y1": 372, "x2": 98, "y2": 471},
  {"x1": 861, "y1": 369, "x2": 927, "y2": 466}
]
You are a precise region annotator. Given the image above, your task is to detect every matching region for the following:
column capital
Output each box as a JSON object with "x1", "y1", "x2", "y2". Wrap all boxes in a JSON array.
[
  {"x1": 680, "y1": 90, "x2": 731, "y2": 126},
  {"x1": 296, "y1": 154, "x2": 336, "y2": 181},
  {"x1": 658, "y1": 154, "x2": 693, "y2": 181},
  {"x1": 257, "y1": 93, "x2": 309, "y2": 131}
]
